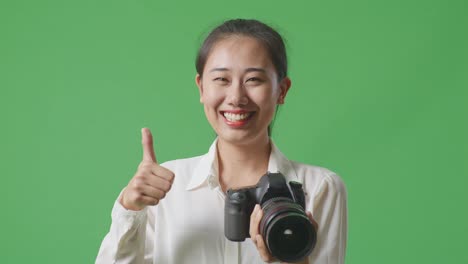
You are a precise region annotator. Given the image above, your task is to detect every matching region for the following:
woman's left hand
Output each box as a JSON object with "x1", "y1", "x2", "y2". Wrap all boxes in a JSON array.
[{"x1": 249, "y1": 204, "x2": 318, "y2": 264}]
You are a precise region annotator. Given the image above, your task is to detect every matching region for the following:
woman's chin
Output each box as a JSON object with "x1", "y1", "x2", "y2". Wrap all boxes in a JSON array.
[{"x1": 216, "y1": 129, "x2": 267, "y2": 146}]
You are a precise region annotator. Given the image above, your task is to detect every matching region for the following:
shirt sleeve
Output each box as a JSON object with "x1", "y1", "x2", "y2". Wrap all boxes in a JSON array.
[
  {"x1": 307, "y1": 171, "x2": 348, "y2": 264},
  {"x1": 95, "y1": 189, "x2": 155, "y2": 264}
]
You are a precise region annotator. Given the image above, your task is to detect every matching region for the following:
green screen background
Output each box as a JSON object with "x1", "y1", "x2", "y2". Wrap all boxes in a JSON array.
[{"x1": 1, "y1": 0, "x2": 467, "y2": 263}]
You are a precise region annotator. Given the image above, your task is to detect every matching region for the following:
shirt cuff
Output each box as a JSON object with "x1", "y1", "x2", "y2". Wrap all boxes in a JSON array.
[{"x1": 111, "y1": 188, "x2": 148, "y2": 228}]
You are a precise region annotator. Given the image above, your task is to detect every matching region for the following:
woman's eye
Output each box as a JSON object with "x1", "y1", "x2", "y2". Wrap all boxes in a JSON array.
[
  {"x1": 214, "y1": 77, "x2": 228, "y2": 82},
  {"x1": 246, "y1": 77, "x2": 262, "y2": 83}
]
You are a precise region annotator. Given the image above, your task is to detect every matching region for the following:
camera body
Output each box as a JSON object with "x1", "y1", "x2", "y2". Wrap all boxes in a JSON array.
[
  {"x1": 225, "y1": 172, "x2": 305, "y2": 240},
  {"x1": 225, "y1": 172, "x2": 316, "y2": 262}
]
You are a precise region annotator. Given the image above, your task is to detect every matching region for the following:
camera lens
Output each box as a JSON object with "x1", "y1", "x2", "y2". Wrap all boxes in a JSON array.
[{"x1": 260, "y1": 197, "x2": 316, "y2": 263}]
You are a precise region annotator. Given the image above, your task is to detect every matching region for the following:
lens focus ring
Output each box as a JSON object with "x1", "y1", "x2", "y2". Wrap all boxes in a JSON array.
[{"x1": 259, "y1": 197, "x2": 316, "y2": 263}]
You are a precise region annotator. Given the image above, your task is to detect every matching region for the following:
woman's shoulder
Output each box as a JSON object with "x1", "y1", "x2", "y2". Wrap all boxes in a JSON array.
[{"x1": 288, "y1": 160, "x2": 347, "y2": 197}]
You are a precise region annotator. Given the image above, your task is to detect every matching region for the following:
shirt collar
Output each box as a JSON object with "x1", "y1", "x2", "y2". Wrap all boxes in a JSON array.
[{"x1": 186, "y1": 138, "x2": 298, "y2": 191}]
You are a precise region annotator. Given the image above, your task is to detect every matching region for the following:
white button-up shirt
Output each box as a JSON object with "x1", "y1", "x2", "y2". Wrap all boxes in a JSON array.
[{"x1": 96, "y1": 139, "x2": 347, "y2": 264}]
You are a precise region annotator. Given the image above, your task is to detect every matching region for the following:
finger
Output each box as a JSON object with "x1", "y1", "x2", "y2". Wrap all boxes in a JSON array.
[
  {"x1": 139, "y1": 184, "x2": 167, "y2": 200},
  {"x1": 255, "y1": 206, "x2": 263, "y2": 229},
  {"x1": 249, "y1": 204, "x2": 260, "y2": 241},
  {"x1": 130, "y1": 192, "x2": 159, "y2": 207},
  {"x1": 256, "y1": 234, "x2": 274, "y2": 262},
  {"x1": 307, "y1": 211, "x2": 319, "y2": 231},
  {"x1": 151, "y1": 165, "x2": 175, "y2": 182},
  {"x1": 145, "y1": 174, "x2": 173, "y2": 192},
  {"x1": 141, "y1": 127, "x2": 157, "y2": 163},
  {"x1": 123, "y1": 177, "x2": 164, "y2": 210}
]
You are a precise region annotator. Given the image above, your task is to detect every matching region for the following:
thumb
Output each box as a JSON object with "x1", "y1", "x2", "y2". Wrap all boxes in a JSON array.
[{"x1": 141, "y1": 127, "x2": 157, "y2": 163}]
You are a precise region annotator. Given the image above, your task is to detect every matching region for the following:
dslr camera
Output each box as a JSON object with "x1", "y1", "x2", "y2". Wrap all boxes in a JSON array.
[{"x1": 224, "y1": 172, "x2": 317, "y2": 263}]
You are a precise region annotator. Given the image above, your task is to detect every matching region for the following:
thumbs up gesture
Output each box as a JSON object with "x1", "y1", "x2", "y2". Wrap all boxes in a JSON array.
[{"x1": 120, "y1": 128, "x2": 175, "y2": 211}]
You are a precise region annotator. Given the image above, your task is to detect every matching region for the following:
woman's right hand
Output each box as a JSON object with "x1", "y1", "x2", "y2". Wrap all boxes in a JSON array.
[{"x1": 120, "y1": 128, "x2": 175, "y2": 211}]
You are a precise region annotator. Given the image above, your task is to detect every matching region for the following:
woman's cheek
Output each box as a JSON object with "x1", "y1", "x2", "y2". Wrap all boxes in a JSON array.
[
  {"x1": 204, "y1": 89, "x2": 225, "y2": 108},
  {"x1": 251, "y1": 89, "x2": 277, "y2": 108}
]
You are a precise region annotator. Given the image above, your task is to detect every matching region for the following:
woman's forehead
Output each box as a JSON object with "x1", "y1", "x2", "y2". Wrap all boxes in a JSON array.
[{"x1": 204, "y1": 36, "x2": 274, "y2": 73}]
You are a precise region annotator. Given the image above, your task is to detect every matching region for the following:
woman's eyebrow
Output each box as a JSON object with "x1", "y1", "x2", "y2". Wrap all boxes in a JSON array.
[
  {"x1": 245, "y1": 67, "x2": 266, "y2": 73},
  {"x1": 209, "y1": 67, "x2": 229, "y2": 72},
  {"x1": 209, "y1": 67, "x2": 266, "y2": 73}
]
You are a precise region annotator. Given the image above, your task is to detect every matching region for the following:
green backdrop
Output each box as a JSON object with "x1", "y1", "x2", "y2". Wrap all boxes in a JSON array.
[{"x1": 1, "y1": 0, "x2": 467, "y2": 263}]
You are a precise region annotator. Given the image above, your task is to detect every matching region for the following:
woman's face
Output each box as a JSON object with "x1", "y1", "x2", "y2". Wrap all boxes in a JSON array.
[{"x1": 196, "y1": 36, "x2": 291, "y2": 146}]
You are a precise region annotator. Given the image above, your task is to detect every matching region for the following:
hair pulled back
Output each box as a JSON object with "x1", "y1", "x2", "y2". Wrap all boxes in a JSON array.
[{"x1": 195, "y1": 19, "x2": 288, "y2": 82}]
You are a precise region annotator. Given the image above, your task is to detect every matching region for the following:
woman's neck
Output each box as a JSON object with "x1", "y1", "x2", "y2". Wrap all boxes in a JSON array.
[{"x1": 217, "y1": 135, "x2": 271, "y2": 192}]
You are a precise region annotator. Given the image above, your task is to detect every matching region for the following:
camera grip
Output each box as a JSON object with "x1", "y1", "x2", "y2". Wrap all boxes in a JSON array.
[{"x1": 225, "y1": 191, "x2": 250, "y2": 241}]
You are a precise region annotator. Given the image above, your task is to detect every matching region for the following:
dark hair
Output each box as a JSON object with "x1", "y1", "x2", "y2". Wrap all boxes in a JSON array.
[
  {"x1": 195, "y1": 19, "x2": 288, "y2": 136},
  {"x1": 196, "y1": 18, "x2": 288, "y2": 81}
]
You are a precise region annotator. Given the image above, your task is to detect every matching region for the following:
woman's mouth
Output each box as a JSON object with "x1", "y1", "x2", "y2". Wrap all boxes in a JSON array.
[{"x1": 220, "y1": 111, "x2": 255, "y2": 127}]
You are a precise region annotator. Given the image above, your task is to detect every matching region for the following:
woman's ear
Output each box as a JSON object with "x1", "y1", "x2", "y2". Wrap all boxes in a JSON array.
[
  {"x1": 277, "y1": 77, "x2": 291, "y2": 104},
  {"x1": 195, "y1": 74, "x2": 204, "y2": 103}
]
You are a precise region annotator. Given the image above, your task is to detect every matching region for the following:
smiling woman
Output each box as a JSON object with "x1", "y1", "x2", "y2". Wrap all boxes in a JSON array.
[
  {"x1": 195, "y1": 35, "x2": 289, "y2": 147},
  {"x1": 96, "y1": 19, "x2": 347, "y2": 264}
]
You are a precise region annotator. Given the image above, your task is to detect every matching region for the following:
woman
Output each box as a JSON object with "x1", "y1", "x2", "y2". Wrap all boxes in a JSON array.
[{"x1": 96, "y1": 19, "x2": 347, "y2": 264}]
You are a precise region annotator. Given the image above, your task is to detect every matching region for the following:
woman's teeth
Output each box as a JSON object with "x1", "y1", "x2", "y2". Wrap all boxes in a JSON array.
[{"x1": 223, "y1": 112, "x2": 251, "y2": 122}]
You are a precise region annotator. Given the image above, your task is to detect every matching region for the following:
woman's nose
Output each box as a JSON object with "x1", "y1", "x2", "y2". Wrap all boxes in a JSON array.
[{"x1": 226, "y1": 81, "x2": 248, "y2": 106}]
